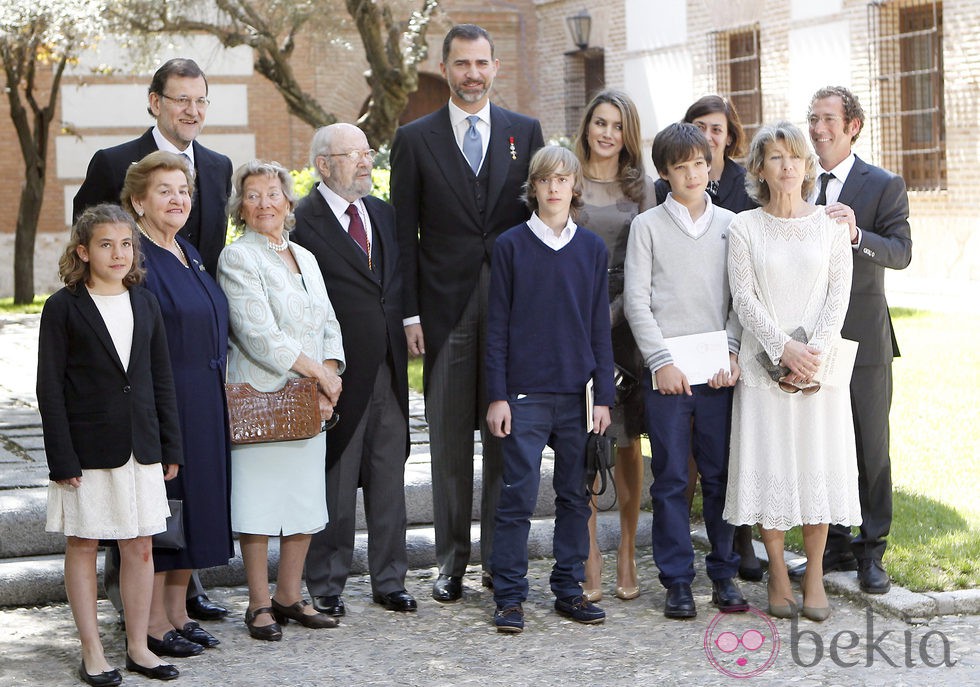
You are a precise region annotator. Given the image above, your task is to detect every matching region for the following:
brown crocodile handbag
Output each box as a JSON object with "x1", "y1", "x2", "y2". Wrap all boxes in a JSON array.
[{"x1": 225, "y1": 377, "x2": 321, "y2": 444}]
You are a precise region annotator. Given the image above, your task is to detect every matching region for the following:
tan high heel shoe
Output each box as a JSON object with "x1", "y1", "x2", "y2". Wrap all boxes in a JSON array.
[
  {"x1": 583, "y1": 551, "x2": 603, "y2": 602},
  {"x1": 615, "y1": 559, "x2": 640, "y2": 600},
  {"x1": 766, "y1": 575, "x2": 799, "y2": 619},
  {"x1": 800, "y1": 571, "x2": 831, "y2": 622}
]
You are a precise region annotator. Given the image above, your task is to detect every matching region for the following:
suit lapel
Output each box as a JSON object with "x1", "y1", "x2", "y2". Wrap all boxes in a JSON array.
[
  {"x1": 137, "y1": 128, "x2": 158, "y2": 158},
  {"x1": 421, "y1": 106, "x2": 482, "y2": 224},
  {"x1": 192, "y1": 142, "x2": 217, "y2": 229},
  {"x1": 128, "y1": 288, "x2": 151, "y2": 374},
  {"x1": 306, "y1": 188, "x2": 378, "y2": 283},
  {"x1": 73, "y1": 287, "x2": 127, "y2": 376},
  {"x1": 837, "y1": 156, "x2": 871, "y2": 207},
  {"x1": 486, "y1": 104, "x2": 515, "y2": 215},
  {"x1": 363, "y1": 197, "x2": 392, "y2": 286}
]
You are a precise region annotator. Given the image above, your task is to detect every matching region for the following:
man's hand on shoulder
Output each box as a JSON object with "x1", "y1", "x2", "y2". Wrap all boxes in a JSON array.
[{"x1": 824, "y1": 202, "x2": 858, "y2": 243}]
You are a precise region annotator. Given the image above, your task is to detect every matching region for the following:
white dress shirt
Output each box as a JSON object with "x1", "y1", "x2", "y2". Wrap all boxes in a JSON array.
[
  {"x1": 316, "y1": 183, "x2": 373, "y2": 247},
  {"x1": 663, "y1": 192, "x2": 715, "y2": 239},
  {"x1": 152, "y1": 126, "x2": 194, "y2": 165},
  {"x1": 527, "y1": 212, "x2": 577, "y2": 251},
  {"x1": 812, "y1": 153, "x2": 862, "y2": 247}
]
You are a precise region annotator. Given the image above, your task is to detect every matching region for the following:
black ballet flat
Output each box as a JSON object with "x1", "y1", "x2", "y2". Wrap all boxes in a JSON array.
[
  {"x1": 176, "y1": 620, "x2": 220, "y2": 647},
  {"x1": 78, "y1": 660, "x2": 122, "y2": 687},
  {"x1": 125, "y1": 654, "x2": 179, "y2": 681}
]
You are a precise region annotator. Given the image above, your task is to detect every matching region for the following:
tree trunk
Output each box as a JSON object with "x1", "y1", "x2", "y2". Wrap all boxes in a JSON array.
[{"x1": 13, "y1": 175, "x2": 43, "y2": 304}]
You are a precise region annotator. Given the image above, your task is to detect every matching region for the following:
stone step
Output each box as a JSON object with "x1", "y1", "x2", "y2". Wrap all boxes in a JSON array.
[
  {"x1": 1, "y1": 449, "x2": 617, "y2": 558},
  {"x1": 0, "y1": 511, "x2": 659, "y2": 608}
]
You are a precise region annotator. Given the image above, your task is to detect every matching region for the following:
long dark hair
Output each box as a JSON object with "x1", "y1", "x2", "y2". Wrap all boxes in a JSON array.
[{"x1": 574, "y1": 89, "x2": 647, "y2": 205}]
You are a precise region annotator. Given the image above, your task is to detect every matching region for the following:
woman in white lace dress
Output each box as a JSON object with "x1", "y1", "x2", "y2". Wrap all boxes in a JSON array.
[{"x1": 724, "y1": 122, "x2": 861, "y2": 621}]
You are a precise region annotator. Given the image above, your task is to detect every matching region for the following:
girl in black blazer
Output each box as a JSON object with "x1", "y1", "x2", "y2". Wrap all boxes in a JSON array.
[{"x1": 37, "y1": 204, "x2": 184, "y2": 684}]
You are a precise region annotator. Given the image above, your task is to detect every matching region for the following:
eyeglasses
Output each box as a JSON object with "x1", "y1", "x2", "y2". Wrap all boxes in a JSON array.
[
  {"x1": 322, "y1": 413, "x2": 340, "y2": 431},
  {"x1": 161, "y1": 94, "x2": 211, "y2": 110},
  {"x1": 806, "y1": 114, "x2": 843, "y2": 127},
  {"x1": 777, "y1": 376, "x2": 821, "y2": 395},
  {"x1": 328, "y1": 149, "x2": 377, "y2": 162},
  {"x1": 243, "y1": 190, "x2": 284, "y2": 205}
]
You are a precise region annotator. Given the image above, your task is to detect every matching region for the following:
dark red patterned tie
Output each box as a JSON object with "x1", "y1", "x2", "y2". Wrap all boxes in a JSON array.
[{"x1": 346, "y1": 204, "x2": 371, "y2": 268}]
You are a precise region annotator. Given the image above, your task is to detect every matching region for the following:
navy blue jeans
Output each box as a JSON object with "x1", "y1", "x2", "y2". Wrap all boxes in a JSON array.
[
  {"x1": 643, "y1": 372, "x2": 739, "y2": 588},
  {"x1": 490, "y1": 393, "x2": 591, "y2": 606}
]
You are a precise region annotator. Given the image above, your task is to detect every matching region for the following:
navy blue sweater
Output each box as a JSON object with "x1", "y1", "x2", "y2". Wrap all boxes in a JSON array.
[{"x1": 486, "y1": 223, "x2": 615, "y2": 406}]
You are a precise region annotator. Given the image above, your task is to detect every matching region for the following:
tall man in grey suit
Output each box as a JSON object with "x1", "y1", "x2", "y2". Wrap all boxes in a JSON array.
[
  {"x1": 792, "y1": 86, "x2": 912, "y2": 594},
  {"x1": 391, "y1": 24, "x2": 545, "y2": 602},
  {"x1": 73, "y1": 58, "x2": 233, "y2": 622},
  {"x1": 292, "y1": 123, "x2": 416, "y2": 615}
]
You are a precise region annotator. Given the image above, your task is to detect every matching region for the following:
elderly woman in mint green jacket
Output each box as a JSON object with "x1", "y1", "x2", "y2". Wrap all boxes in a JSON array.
[{"x1": 218, "y1": 160, "x2": 345, "y2": 641}]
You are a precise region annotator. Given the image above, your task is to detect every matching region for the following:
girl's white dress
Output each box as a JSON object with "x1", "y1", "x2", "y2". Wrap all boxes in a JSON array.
[
  {"x1": 46, "y1": 291, "x2": 170, "y2": 539},
  {"x1": 723, "y1": 209, "x2": 863, "y2": 531}
]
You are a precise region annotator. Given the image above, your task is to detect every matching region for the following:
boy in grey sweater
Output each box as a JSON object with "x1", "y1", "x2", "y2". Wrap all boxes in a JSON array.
[{"x1": 623, "y1": 122, "x2": 746, "y2": 619}]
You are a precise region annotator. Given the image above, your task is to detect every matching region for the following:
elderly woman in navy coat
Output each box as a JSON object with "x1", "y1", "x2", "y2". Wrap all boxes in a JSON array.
[{"x1": 121, "y1": 151, "x2": 233, "y2": 655}]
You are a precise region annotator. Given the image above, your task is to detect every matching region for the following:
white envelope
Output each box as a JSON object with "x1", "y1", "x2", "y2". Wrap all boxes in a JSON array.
[{"x1": 650, "y1": 330, "x2": 730, "y2": 389}]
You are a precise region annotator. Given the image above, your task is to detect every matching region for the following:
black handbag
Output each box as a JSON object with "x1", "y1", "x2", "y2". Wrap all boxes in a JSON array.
[
  {"x1": 153, "y1": 499, "x2": 185, "y2": 550},
  {"x1": 585, "y1": 433, "x2": 617, "y2": 505},
  {"x1": 613, "y1": 363, "x2": 638, "y2": 406}
]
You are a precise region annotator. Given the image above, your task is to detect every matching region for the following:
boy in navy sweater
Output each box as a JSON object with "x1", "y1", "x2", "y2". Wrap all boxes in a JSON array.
[
  {"x1": 486, "y1": 145, "x2": 614, "y2": 633},
  {"x1": 623, "y1": 123, "x2": 746, "y2": 619}
]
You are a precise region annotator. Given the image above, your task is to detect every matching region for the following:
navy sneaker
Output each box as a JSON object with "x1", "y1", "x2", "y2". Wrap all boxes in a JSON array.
[
  {"x1": 554, "y1": 595, "x2": 605, "y2": 624},
  {"x1": 493, "y1": 604, "x2": 525, "y2": 633}
]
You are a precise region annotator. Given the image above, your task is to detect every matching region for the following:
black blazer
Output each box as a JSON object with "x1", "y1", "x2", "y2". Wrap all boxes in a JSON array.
[
  {"x1": 37, "y1": 285, "x2": 183, "y2": 482},
  {"x1": 390, "y1": 103, "x2": 544, "y2": 376},
  {"x1": 837, "y1": 156, "x2": 913, "y2": 366},
  {"x1": 72, "y1": 128, "x2": 233, "y2": 277},
  {"x1": 291, "y1": 189, "x2": 410, "y2": 458}
]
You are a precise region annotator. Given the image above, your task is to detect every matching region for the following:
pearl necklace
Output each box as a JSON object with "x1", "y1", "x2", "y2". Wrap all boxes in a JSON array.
[
  {"x1": 138, "y1": 223, "x2": 188, "y2": 267},
  {"x1": 267, "y1": 234, "x2": 289, "y2": 252}
]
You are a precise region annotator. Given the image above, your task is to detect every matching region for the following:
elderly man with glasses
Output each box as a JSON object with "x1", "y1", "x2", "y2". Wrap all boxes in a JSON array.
[{"x1": 292, "y1": 123, "x2": 417, "y2": 618}]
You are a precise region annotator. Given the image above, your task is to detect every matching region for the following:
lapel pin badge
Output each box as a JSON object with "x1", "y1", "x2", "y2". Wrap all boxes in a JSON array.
[{"x1": 509, "y1": 136, "x2": 517, "y2": 160}]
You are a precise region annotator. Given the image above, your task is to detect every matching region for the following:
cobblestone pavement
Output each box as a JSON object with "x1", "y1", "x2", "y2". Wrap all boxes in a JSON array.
[{"x1": 2, "y1": 553, "x2": 978, "y2": 687}]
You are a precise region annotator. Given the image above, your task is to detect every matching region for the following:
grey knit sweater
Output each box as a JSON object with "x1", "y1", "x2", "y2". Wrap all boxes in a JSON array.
[{"x1": 623, "y1": 203, "x2": 741, "y2": 373}]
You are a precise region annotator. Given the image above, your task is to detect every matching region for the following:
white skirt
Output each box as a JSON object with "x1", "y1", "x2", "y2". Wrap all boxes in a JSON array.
[
  {"x1": 46, "y1": 456, "x2": 170, "y2": 539},
  {"x1": 230, "y1": 432, "x2": 328, "y2": 536}
]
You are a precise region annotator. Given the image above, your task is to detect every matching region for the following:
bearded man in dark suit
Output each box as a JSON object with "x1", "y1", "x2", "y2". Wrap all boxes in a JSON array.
[
  {"x1": 790, "y1": 86, "x2": 912, "y2": 594},
  {"x1": 73, "y1": 58, "x2": 232, "y2": 278},
  {"x1": 390, "y1": 24, "x2": 544, "y2": 602},
  {"x1": 72, "y1": 58, "x2": 233, "y2": 622},
  {"x1": 292, "y1": 123, "x2": 416, "y2": 617}
]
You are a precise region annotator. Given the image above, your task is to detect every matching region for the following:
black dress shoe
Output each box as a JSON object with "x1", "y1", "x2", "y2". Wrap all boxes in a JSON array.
[
  {"x1": 147, "y1": 629, "x2": 204, "y2": 657},
  {"x1": 664, "y1": 582, "x2": 697, "y2": 619},
  {"x1": 711, "y1": 578, "x2": 749, "y2": 613},
  {"x1": 125, "y1": 655, "x2": 179, "y2": 681},
  {"x1": 312, "y1": 595, "x2": 346, "y2": 617},
  {"x1": 373, "y1": 590, "x2": 418, "y2": 612},
  {"x1": 244, "y1": 607, "x2": 282, "y2": 641},
  {"x1": 432, "y1": 574, "x2": 463, "y2": 602},
  {"x1": 186, "y1": 594, "x2": 229, "y2": 621},
  {"x1": 788, "y1": 548, "x2": 858, "y2": 579},
  {"x1": 176, "y1": 620, "x2": 220, "y2": 648},
  {"x1": 858, "y1": 559, "x2": 892, "y2": 594},
  {"x1": 78, "y1": 661, "x2": 122, "y2": 687}
]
